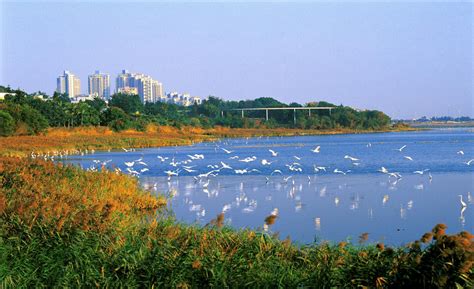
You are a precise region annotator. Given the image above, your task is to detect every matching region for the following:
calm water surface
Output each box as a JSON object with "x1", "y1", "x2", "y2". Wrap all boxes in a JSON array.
[{"x1": 62, "y1": 128, "x2": 474, "y2": 245}]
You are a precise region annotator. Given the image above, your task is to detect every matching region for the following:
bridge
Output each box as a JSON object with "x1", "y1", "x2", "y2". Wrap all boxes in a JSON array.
[{"x1": 222, "y1": 106, "x2": 335, "y2": 125}]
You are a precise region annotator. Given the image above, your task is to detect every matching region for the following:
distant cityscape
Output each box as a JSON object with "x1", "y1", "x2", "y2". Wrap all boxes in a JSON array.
[{"x1": 56, "y1": 70, "x2": 202, "y2": 106}]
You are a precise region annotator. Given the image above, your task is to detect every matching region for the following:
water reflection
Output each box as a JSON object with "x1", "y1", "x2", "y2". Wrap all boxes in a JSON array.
[
  {"x1": 61, "y1": 129, "x2": 473, "y2": 244},
  {"x1": 142, "y1": 172, "x2": 472, "y2": 245}
]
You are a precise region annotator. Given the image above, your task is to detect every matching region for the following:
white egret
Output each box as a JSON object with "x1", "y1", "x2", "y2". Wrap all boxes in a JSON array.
[
  {"x1": 222, "y1": 204, "x2": 232, "y2": 213},
  {"x1": 234, "y1": 169, "x2": 249, "y2": 175},
  {"x1": 344, "y1": 155, "x2": 359, "y2": 162},
  {"x1": 413, "y1": 169, "x2": 429, "y2": 175},
  {"x1": 164, "y1": 169, "x2": 180, "y2": 177},
  {"x1": 464, "y1": 159, "x2": 474, "y2": 166},
  {"x1": 239, "y1": 156, "x2": 257, "y2": 163},
  {"x1": 458, "y1": 195, "x2": 467, "y2": 207},
  {"x1": 396, "y1": 145, "x2": 407, "y2": 152},
  {"x1": 124, "y1": 161, "x2": 135, "y2": 167},
  {"x1": 157, "y1": 155, "x2": 168, "y2": 162},
  {"x1": 198, "y1": 170, "x2": 219, "y2": 178},
  {"x1": 269, "y1": 149, "x2": 278, "y2": 157},
  {"x1": 220, "y1": 161, "x2": 232, "y2": 170},
  {"x1": 378, "y1": 167, "x2": 389, "y2": 174},
  {"x1": 221, "y1": 148, "x2": 234, "y2": 154},
  {"x1": 457, "y1": 150, "x2": 464, "y2": 155},
  {"x1": 311, "y1": 146, "x2": 321, "y2": 153},
  {"x1": 404, "y1": 156, "x2": 413, "y2": 161},
  {"x1": 261, "y1": 159, "x2": 273, "y2": 166},
  {"x1": 183, "y1": 167, "x2": 197, "y2": 173},
  {"x1": 314, "y1": 166, "x2": 326, "y2": 172},
  {"x1": 271, "y1": 169, "x2": 282, "y2": 175}
]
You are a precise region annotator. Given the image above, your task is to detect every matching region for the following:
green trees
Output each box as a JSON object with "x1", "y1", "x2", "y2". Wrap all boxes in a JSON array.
[
  {"x1": 109, "y1": 93, "x2": 143, "y2": 114},
  {"x1": 0, "y1": 111, "x2": 15, "y2": 136},
  {"x1": 104, "y1": 107, "x2": 131, "y2": 132},
  {"x1": 2, "y1": 103, "x2": 48, "y2": 135},
  {"x1": 0, "y1": 86, "x2": 393, "y2": 134}
]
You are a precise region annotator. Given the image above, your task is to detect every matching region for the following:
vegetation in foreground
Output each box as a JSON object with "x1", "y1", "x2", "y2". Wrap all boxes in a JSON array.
[{"x1": 1, "y1": 157, "x2": 472, "y2": 288}]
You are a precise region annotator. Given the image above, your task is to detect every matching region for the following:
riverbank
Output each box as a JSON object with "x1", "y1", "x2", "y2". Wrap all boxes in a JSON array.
[
  {"x1": 0, "y1": 125, "x2": 417, "y2": 157},
  {"x1": 1, "y1": 156, "x2": 472, "y2": 288}
]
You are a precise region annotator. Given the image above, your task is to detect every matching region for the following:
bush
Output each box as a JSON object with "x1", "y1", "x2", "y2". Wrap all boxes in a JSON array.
[
  {"x1": 0, "y1": 111, "x2": 15, "y2": 136},
  {"x1": 104, "y1": 107, "x2": 131, "y2": 132},
  {"x1": 20, "y1": 105, "x2": 49, "y2": 134}
]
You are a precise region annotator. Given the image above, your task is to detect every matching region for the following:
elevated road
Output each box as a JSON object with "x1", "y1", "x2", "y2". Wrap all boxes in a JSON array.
[{"x1": 222, "y1": 106, "x2": 336, "y2": 124}]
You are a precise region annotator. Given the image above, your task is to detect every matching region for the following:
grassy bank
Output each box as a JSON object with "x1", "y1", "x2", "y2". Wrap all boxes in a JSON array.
[
  {"x1": 1, "y1": 157, "x2": 472, "y2": 288},
  {"x1": 0, "y1": 125, "x2": 416, "y2": 157}
]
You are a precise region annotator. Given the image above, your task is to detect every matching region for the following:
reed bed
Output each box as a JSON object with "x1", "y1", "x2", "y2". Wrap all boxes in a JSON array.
[
  {"x1": 0, "y1": 125, "x2": 414, "y2": 157},
  {"x1": 0, "y1": 157, "x2": 472, "y2": 288}
]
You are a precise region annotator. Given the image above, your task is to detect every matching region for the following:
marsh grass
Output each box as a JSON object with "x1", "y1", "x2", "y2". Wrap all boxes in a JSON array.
[
  {"x1": 0, "y1": 125, "x2": 414, "y2": 157},
  {"x1": 0, "y1": 157, "x2": 472, "y2": 288}
]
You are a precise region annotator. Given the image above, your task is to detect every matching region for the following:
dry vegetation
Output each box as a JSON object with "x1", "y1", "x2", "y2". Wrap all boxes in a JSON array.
[{"x1": 0, "y1": 125, "x2": 415, "y2": 157}]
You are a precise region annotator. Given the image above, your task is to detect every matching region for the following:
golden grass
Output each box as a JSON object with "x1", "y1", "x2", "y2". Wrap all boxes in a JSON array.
[
  {"x1": 0, "y1": 124, "x2": 415, "y2": 157},
  {"x1": 0, "y1": 156, "x2": 166, "y2": 233}
]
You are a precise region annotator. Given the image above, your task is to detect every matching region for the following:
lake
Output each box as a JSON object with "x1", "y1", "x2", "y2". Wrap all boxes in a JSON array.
[{"x1": 61, "y1": 128, "x2": 473, "y2": 245}]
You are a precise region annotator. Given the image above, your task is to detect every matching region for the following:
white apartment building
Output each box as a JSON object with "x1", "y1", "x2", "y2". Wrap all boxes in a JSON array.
[
  {"x1": 115, "y1": 69, "x2": 164, "y2": 103},
  {"x1": 57, "y1": 70, "x2": 81, "y2": 98},
  {"x1": 165, "y1": 92, "x2": 202, "y2": 106},
  {"x1": 88, "y1": 71, "x2": 110, "y2": 100}
]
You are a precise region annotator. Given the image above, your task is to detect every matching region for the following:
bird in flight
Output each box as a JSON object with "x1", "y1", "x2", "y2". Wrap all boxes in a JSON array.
[
  {"x1": 396, "y1": 145, "x2": 407, "y2": 152},
  {"x1": 464, "y1": 159, "x2": 474, "y2": 166},
  {"x1": 310, "y1": 146, "x2": 321, "y2": 153}
]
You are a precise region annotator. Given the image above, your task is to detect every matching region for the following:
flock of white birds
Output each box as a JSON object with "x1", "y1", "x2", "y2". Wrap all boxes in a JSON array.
[
  {"x1": 35, "y1": 135, "x2": 471, "y2": 236},
  {"x1": 92, "y1": 140, "x2": 472, "y2": 230}
]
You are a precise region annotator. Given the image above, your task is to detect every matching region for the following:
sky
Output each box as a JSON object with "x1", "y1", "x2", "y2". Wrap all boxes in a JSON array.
[{"x1": 0, "y1": 1, "x2": 472, "y2": 119}]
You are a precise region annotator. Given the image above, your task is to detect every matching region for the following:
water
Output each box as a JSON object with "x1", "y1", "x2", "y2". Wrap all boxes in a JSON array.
[{"x1": 61, "y1": 128, "x2": 473, "y2": 245}]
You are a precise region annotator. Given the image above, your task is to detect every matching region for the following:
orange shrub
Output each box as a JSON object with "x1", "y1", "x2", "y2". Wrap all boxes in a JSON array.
[{"x1": 0, "y1": 156, "x2": 166, "y2": 233}]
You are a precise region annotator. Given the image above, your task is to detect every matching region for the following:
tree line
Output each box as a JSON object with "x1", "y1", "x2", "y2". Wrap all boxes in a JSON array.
[{"x1": 0, "y1": 85, "x2": 391, "y2": 136}]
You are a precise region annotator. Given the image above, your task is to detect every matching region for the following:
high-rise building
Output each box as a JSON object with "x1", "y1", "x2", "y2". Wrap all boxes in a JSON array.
[
  {"x1": 57, "y1": 70, "x2": 81, "y2": 98},
  {"x1": 152, "y1": 80, "x2": 163, "y2": 100},
  {"x1": 115, "y1": 69, "x2": 163, "y2": 103},
  {"x1": 115, "y1": 69, "x2": 134, "y2": 92},
  {"x1": 88, "y1": 71, "x2": 110, "y2": 100}
]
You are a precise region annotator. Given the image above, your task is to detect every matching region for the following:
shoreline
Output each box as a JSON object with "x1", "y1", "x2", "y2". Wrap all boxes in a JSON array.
[{"x1": 0, "y1": 125, "x2": 417, "y2": 157}]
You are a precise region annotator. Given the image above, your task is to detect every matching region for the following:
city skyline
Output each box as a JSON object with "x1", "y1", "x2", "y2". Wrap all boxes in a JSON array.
[
  {"x1": 54, "y1": 68, "x2": 199, "y2": 106},
  {"x1": 1, "y1": 1, "x2": 472, "y2": 118}
]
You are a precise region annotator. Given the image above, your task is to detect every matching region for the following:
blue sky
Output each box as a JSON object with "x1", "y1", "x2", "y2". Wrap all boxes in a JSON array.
[{"x1": 0, "y1": 1, "x2": 472, "y2": 119}]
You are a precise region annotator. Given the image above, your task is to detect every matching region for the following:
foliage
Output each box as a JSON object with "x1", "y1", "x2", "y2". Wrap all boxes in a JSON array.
[
  {"x1": 0, "y1": 85, "x2": 396, "y2": 136},
  {"x1": 0, "y1": 111, "x2": 15, "y2": 136},
  {"x1": 109, "y1": 93, "x2": 143, "y2": 114}
]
